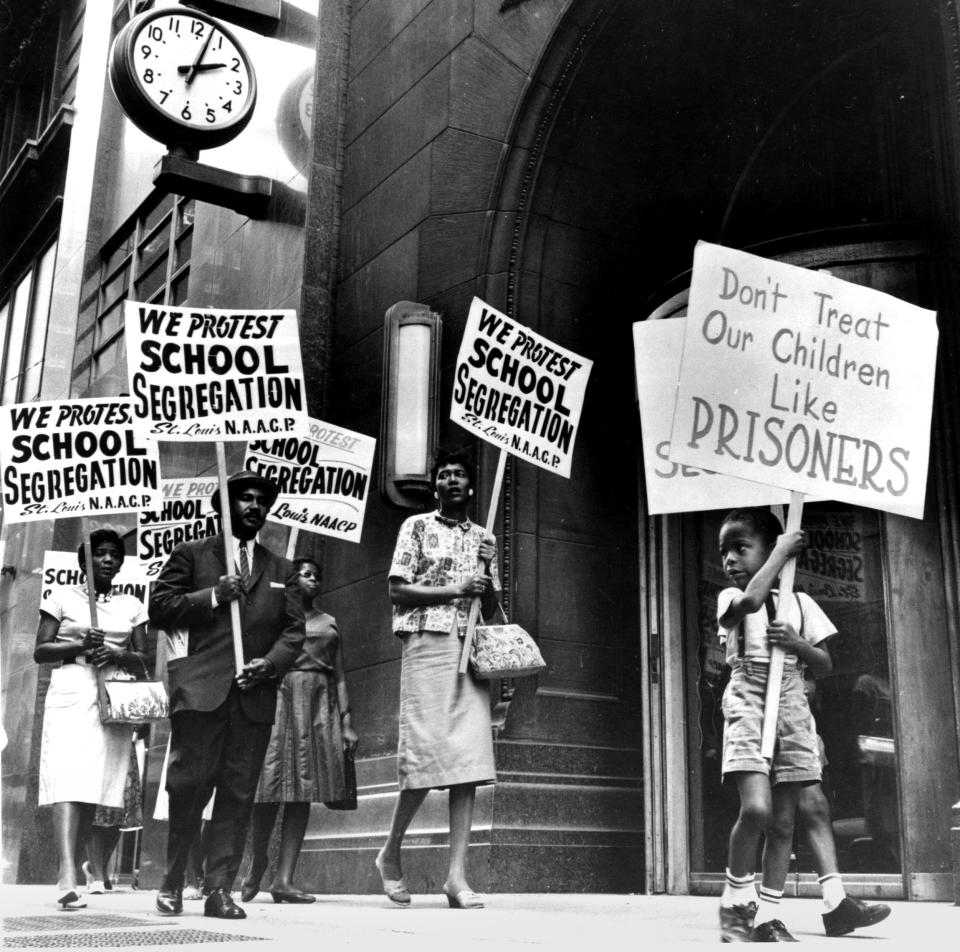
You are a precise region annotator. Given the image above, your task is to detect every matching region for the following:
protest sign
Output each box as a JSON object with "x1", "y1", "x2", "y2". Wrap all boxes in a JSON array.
[
  {"x1": 670, "y1": 242, "x2": 938, "y2": 519},
  {"x1": 451, "y1": 297, "x2": 592, "y2": 478},
  {"x1": 124, "y1": 302, "x2": 310, "y2": 439},
  {"x1": 633, "y1": 318, "x2": 790, "y2": 514},
  {"x1": 794, "y1": 510, "x2": 867, "y2": 604},
  {"x1": 243, "y1": 418, "x2": 375, "y2": 544},
  {"x1": 139, "y1": 477, "x2": 222, "y2": 578},
  {"x1": 0, "y1": 397, "x2": 161, "y2": 523},
  {"x1": 41, "y1": 550, "x2": 150, "y2": 605}
]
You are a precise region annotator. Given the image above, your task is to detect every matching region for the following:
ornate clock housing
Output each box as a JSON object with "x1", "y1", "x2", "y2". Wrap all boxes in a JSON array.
[{"x1": 109, "y1": 6, "x2": 257, "y2": 153}]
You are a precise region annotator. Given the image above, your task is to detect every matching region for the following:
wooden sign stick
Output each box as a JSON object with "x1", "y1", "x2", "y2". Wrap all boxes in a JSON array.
[
  {"x1": 458, "y1": 449, "x2": 508, "y2": 676},
  {"x1": 285, "y1": 527, "x2": 300, "y2": 560},
  {"x1": 760, "y1": 490, "x2": 805, "y2": 760},
  {"x1": 82, "y1": 516, "x2": 99, "y2": 630},
  {"x1": 215, "y1": 442, "x2": 245, "y2": 675}
]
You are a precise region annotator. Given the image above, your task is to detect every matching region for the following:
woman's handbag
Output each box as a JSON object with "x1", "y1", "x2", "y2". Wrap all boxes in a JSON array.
[
  {"x1": 470, "y1": 605, "x2": 546, "y2": 679},
  {"x1": 324, "y1": 746, "x2": 358, "y2": 811},
  {"x1": 97, "y1": 655, "x2": 169, "y2": 726}
]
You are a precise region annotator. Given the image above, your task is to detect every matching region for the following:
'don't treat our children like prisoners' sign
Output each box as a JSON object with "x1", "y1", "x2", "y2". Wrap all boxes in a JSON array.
[
  {"x1": 670, "y1": 242, "x2": 938, "y2": 519},
  {"x1": 138, "y1": 477, "x2": 222, "y2": 579},
  {"x1": 633, "y1": 318, "x2": 791, "y2": 515},
  {"x1": 123, "y1": 302, "x2": 310, "y2": 440},
  {"x1": 242, "y1": 418, "x2": 376, "y2": 544},
  {"x1": 0, "y1": 397, "x2": 161, "y2": 523},
  {"x1": 451, "y1": 297, "x2": 593, "y2": 478}
]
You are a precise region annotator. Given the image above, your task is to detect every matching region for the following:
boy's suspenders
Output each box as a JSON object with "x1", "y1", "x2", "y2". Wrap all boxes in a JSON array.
[{"x1": 736, "y1": 592, "x2": 805, "y2": 659}]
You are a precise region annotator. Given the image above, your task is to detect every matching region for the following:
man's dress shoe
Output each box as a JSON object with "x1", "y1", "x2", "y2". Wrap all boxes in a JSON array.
[
  {"x1": 204, "y1": 887, "x2": 247, "y2": 919},
  {"x1": 155, "y1": 887, "x2": 183, "y2": 916}
]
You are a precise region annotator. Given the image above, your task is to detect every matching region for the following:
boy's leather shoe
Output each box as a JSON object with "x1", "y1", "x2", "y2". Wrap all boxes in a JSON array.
[
  {"x1": 204, "y1": 887, "x2": 246, "y2": 920},
  {"x1": 822, "y1": 896, "x2": 891, "y2": 937},
  {"x1": 720, "y1": 901, "x2": 757, "y2": 942},
  {"x1": 750, "y1": 918, "x2": 798, "y2": 942},
  {"x1": 155, "y1": 887, "x2": 183, "y2": 916}
]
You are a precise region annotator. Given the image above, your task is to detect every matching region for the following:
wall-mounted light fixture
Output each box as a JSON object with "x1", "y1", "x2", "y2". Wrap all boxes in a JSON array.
[{"x1": 380, "y1": 302, "x2": 442, "y2": 509}]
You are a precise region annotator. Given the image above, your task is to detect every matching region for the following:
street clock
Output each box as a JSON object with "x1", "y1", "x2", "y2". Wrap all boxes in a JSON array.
[{"x1": 109, "y1": 6, "x2": 257, "y2": 153}]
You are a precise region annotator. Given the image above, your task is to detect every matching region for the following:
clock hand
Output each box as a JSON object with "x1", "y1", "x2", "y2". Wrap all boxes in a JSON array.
[
  {"x1": 177, "y1": 62, "x2": 227, "y2": 74},
  {"x1": 183, "y1": 28, "x2": 215, "y2": 86}
]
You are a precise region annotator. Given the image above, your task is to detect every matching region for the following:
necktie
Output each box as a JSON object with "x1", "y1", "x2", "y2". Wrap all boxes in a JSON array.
[{"x1": 238, "y1": 543, "x2": 251, "y2": 590}]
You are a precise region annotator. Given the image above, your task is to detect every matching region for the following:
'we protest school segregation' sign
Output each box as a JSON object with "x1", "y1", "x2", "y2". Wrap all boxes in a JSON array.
[
  {"x1": 451, "y1": 298, "x2": 592, "y2": 478},
  {"x1": 670, "y1": 242, "x2": 938, "y2": 519},
  {"x1": 42, "y1": 550, "x2": 150, "y2": 604},
  {"x1": 139, "y1": 477, "x2": 222, "y2": 578},
  {"x1": 0, "y1": 397, "x2": 161, "y2": 523},
  {"x1": 243, "y1": 418, "x2": 376, "y2": 544},
  {"x1": 633, "y1": 319, "x2": 791, "y2": 515},
  {"x1": 124, "y1": 302, "x2": 310, "y2": 439}
]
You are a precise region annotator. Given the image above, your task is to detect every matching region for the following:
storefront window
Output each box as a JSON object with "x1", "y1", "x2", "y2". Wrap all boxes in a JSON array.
[{"x1": 685, "y1": 503, "x2": 901, "y2": 877}]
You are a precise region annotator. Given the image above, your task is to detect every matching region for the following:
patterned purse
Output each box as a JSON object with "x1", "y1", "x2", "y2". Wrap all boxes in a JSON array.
[
  {"x1": 97, "y1": 656, "x2": 169, "y2": 726},
  {"x1": 470, "y1": 605, "x2": 546, "y2": 680}
]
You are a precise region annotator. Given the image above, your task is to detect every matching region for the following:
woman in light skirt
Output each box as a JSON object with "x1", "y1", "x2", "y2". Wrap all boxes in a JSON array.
[
  {"x1": 34, "y1": 529, "x2": 148, "y2": 909},
  {"x1": 375, "y1": 448, "x2": 499, "y2": 910}
]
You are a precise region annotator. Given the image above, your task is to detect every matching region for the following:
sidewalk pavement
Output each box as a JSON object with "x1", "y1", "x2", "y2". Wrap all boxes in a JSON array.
[{"x1": 0, "y1": 886, "x2": 956, "y2": 950}]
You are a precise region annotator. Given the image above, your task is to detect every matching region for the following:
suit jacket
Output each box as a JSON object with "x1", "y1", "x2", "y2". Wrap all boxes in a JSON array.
[{"x1": 149, "y1": 534, "x2": 305, "y2": 723}]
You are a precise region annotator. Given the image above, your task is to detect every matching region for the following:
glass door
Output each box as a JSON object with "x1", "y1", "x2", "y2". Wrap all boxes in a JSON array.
[{"x1": 683, "y1": 503, "x2": 904, "y2": 893}]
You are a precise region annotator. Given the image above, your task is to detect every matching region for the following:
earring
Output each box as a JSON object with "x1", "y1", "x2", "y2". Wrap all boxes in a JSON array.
[
  {"x1": 468, "y1": 489, "x2": 474, "y2": 496},
  {"x1": 433, "y1": 492, "x2": 439, "y2": 500}
]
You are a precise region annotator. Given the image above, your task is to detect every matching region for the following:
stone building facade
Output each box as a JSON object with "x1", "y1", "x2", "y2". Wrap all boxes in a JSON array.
[{"x1": 3, "y1": 0, "x2": 960, "y2": 899}]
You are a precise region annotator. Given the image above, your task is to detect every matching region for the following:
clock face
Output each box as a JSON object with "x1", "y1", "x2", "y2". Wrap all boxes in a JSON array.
[{"x1": 110, "y1": 8, "x2": 257, "y2": 150}]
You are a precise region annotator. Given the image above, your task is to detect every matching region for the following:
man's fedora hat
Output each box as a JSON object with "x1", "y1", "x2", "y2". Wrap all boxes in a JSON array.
[{"x1": 210, "y1": 470, "x2": 279, "y2": 513}]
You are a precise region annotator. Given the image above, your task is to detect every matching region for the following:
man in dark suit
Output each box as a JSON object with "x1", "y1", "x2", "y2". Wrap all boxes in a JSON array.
[{"x1": 150, "y1": 471, "x2": 304, "y2": 920}]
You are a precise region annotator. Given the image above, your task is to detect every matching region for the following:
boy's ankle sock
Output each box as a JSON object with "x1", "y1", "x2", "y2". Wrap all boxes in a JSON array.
[
  {"x1": 720, "y1": 868, "x2": 757, "y2": 907},
  {"x1": 818, "y1": 873, "x2": 846, "y2": 912},
  {"x1": 755, "y1": 886, "x2": 784, "y2": 925}
]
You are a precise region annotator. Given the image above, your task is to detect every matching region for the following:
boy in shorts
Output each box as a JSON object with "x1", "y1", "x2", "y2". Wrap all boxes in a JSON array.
[{"x1": 716, "y1": 508, "x2": 834, "y2": 942}]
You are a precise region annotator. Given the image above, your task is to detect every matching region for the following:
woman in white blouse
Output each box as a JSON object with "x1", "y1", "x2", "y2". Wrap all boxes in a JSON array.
[{"x1": 34, "y1": 529, "x2": 148, "y2": 909}]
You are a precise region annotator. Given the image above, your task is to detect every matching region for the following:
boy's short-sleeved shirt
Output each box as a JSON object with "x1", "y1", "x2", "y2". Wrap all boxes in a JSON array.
[{"x1": 716, "y1": 588, "x2": 836, "y2": 664}]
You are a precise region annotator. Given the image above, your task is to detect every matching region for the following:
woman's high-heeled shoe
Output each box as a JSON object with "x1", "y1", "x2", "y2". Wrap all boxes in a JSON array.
[
  {"x1": 81, "y1": 861, "x2": 105, "y2": 894},
  {"x1": 445, "y1": 888, "x2": 484, "y2": 909},
  {"x1": 57, "y1": 887, "x2": 86, "y2": 910},
  {"x1": 270, "y1": 888, "x2": 316, "y2": 904},
  {"x1": 374, "y1": 850, "x2": 411, "y2": 906}
]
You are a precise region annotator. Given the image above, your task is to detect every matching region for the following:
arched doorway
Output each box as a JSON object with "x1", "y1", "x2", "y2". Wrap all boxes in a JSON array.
[{"x1": 484, "y1": 0, "x2": 960, "y2": 896}]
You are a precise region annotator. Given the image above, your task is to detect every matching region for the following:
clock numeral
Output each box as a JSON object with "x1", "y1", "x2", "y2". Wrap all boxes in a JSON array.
[
  {"x1": 234, "y1": 81, "x2": 243, "y2": 95},
  {"x1": 205, "y1": 107, "x2": 216, "y2": 124},
  {"x1": 222, "y1": 100, "x2": 233, "y2": 113},
  {"x1": 168, "y1": 17, "x2": 180, "y2": 35},
  {"x1": 147, "y1": 25, "x2": 163, "y2": 41},
  {"x1": 230, "y1": 58, "x2": 241, "y2": 73},
  {"x1": 143, "y1": 69, "x2": 154, "y2": 84},
  {"x1": 181, "y1": 105, "x2": 192, "y2": 120},
  {"x1": 141, "y1": 45, "x2": 152, "y2": 59},
  {"x1": 191, "y1": 19, "x2": 204, "y2": 37},
  {"x1": 159, "y1": 90, "x2": 171, "y2": 104}
]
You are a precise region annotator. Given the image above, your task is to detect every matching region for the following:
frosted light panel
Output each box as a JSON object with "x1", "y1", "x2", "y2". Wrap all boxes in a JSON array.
[{"x1": 394, "y1": 323, "x2": 431, "y2": 474}]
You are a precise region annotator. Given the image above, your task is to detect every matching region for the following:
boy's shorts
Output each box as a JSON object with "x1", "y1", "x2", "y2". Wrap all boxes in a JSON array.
[{"x1": 721, "y1": 662, "x2": 822, "y2": 785}]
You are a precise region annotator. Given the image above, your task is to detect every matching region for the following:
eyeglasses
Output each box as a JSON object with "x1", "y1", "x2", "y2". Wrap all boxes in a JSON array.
[{"x1": 297, "y1": 570, "x2": 320, "y2": 579}]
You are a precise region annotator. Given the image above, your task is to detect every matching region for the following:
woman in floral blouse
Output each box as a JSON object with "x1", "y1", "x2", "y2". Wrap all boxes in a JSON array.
[{"x1": 375, "y1": 448, "x2": 499, "y2": 910}]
